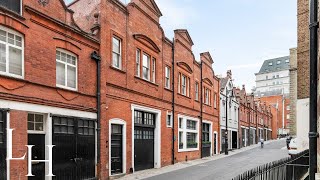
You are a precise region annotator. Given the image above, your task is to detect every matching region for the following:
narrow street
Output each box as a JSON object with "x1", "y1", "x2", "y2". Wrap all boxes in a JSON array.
[{"x1": 145, "y1": 139, "x2": 289, "y2": 180}]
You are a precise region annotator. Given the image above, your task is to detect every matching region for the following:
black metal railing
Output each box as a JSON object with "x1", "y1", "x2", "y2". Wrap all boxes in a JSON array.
[{"x1": 232, "y1": 149, "x2": 309, "y2": 180}]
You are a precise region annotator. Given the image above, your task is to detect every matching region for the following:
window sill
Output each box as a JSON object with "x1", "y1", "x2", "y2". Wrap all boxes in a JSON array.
[
  {"x1": 110, "y1": 65, "x2": 126, "y2": 74},
  {"x1": 134, "y1": 76, "x2": 159, "y2": 87},
  {"x1": 177, "y1": 93, "x2": 191, "y2": 99},
  {"x1": 164, "y1": 87, "x2": 172, "y2": 92},
  {"x1": 0, "y1": 72, "x2": 24, "y2": 81},
  {"x1": 195, "y1": 99, "x2": 200, "y2": 103},
  {"x1": 204, "y1": 104, "x2": 212, "y2": 107},
  {"x1": 56, "y1": 85, "x2": 78, "y2": 92},
  {"x1": 178, "y1": 147, "x2": 199, "y2": 152}
]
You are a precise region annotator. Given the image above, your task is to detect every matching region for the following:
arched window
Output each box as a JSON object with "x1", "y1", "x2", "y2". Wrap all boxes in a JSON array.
[
  {"x1": 0, "y1": 25, "x2": 24, "y2": 78},
  {"x1": 56, "y1": 49, "x2": 78, "y2": 90}
]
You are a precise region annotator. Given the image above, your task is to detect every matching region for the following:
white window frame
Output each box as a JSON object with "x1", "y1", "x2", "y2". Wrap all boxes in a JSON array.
[
  {"x1": 27, "y1": 113, "x2": 45, "y2": 134},
  {"x1": 165, "y1": 66, "x2": 170, "y2": 89},
  {"x1": 195, "y1": 82, "x2": 199, "y2": 101},
  {"x1": 0, "y1": 25, "x2": 24, "y2": 79},
  {"x1": 142, "y1": 53, "x2": 150, "y2": 81},
  {"x1": 205, "y1": 88, "x2": 209, "y2": 105},
  {"x1": 136, "y1": 49, "x2": 140, "y2": 76},
  {"x1": 56, "y1": 48, "x2": 78, "y2": 91},
  {"x1": 181, "y1": 74, "x2": 187, "y2": 96},
  {"x1": 214, "y1": 93, "x2": 217, "y2": 108},
  {"x1": 166, "y1": 111, "x2": 172, "y2": 128},
  {"x1": 112, "y1": 36, "x2": 122, "y2": 69},
  {"x1": 178, "y1": 114, "x2": 199, "y2": 152},
  {"x1": 152, "y1": 58, "x2": 156, "y2": 83}
]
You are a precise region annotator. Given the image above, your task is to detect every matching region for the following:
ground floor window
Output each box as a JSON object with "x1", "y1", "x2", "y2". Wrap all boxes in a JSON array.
[{"x1": 178, "y1": 115, "x2": 199, "y2": 151}]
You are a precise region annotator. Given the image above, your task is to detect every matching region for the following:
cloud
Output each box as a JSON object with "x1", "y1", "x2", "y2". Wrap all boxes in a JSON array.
[{"x1": 227, "y1": 62, "x2": 262, "y2": 70}]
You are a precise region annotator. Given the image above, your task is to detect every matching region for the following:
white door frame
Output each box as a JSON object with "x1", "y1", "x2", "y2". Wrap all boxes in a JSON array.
[
  {"x1": 131, "y1": 104, "x2": 161, "y2": 172},
  {"x1": 202, "y1": 120, "x2": 212, "y2": 156},
  {"x1": 213, "y1": 131, "x2": 218, "y2": 155},
  {"x1": 109, "y1": 118, "x2": 127, "y2": 177},
  {"x1": 1, "y1": 99, "x2": 97, "y2": 180}
]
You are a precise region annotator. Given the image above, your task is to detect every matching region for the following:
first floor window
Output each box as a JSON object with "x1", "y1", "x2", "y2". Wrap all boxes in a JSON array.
[
  {"x1": 0, "y1": 26, "x2": 23, "y2": 78},
  {"x1": 214, "y1": 93, "x2": 217, "y2": 108},
  {"x1": 179, "y1": 73, "x2": 190, "y2": 96},
  {"x1": 166, "y1": 113, "x2": 172, "y2": 128},
  {"x1": 152, "y1": 58, "x2": 156, "y2": 82},
  {"x1": 136, "y1": 49, "x2": 140, "y2": 76},
  {"x1": 165, "y1": 66, "x2": 170, "y2": 89},
  {"x1": 178, "y1": 115, "x2": 199, "y2": 151},
  {"x1": 28, "y1": 113, "x2": 44, "y2": 132},
  {"x1": 56, "y1": 49, "x2": 77, "y2": 90},
  {"x1": 142, "y1": 53, "x2": 150, "y2": 80},
  {"x1": 112, "y1": 36, "x2": 121, "y2": 69},
  {"x1": 195, "y1": 82, "x2": 199, "y2": 101}
]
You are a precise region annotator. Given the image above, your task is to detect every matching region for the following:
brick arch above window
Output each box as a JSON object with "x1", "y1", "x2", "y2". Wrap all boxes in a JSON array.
[
  {"x1": 203, "y1": 78, "x2": 213, "y2": 87},
  {"x1": 133, "y1": 34, "x2": 160, "y2": 53},
  {"x1": 177, "y1": 61, "x2": 193, "y2": 74}
]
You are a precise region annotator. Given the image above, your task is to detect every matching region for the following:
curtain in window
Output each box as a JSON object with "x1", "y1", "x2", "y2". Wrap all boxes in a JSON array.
[
  {"x1": 56, "y1": 62, "x2": 65, "y2": 86},
  {"x1": 0, "y1": 44, "x2": 6, "y2": 72},
  {"x1": 8, "y1": 47, "x2": 22, "y2": 76},
  {"x1": 67, "y1": 66, "x2": 76, "y2": 88}
]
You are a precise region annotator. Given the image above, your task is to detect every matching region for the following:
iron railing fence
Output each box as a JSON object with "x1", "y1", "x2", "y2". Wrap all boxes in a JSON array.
[{"x1": 232, "y1": 149, "x2": 309, "y2": 180}]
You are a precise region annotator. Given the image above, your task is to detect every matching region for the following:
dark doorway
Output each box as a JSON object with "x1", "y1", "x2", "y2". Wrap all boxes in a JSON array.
[
  {"x1": 0, "y1": 110, "x2": 7, "y2": 180},
  {"x1": 28, "y1": 134, "x2": 45, "y2": 180},
  {"x1": 241, "y1": 128, "x2": 245, "y2": 147},
  {"x1": 213, "y1": 133, "x2": 217, "y2": 154},
  {"x1": 232, "y1": 131, "x2": 237, "y2": 149},
  {"x1": 134, "y1": 111, "x2": 155, "y2": 171},
  {"x1": 111, "y1": 124, "x2": 123, "y2": 175},
  {"x1": 202, "y1": 123, "x2": 211, "y2": 157},
  {"x1": 52, "y1": 116, "x2": 96, "y2": 180},
  {"x1": 220, "y1": 129, "x2": 226, "y2": 153}
]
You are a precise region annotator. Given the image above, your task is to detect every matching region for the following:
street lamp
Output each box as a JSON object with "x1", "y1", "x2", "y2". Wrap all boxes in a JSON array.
[{"x1": 224, "y1": 88, "x2": 233, "y2": 155}]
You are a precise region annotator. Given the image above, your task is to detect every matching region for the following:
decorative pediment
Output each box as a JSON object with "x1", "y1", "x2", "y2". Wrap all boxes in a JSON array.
[
  {"x1": 174, "y1": 29, "x2": 194, "y2": 46},
  {"x1": 203, "y1": 78, "x2": 213, "y2": 87},
  {"x1": 140, "y1": 0, "x2": 163, "y2": 17},
  {"x1": 200, "y1": 52, "x2": 214, "y2": 64},
  {"x1": 133, "y1": 34, "x2": 161, "y2": 53},
  {"x1": 177, "y1": 62, "x2": 193, "y2": 74}
]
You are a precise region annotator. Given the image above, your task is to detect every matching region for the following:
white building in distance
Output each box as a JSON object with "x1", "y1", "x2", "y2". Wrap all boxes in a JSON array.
[{"x1": 254, "y1": 56, "x2": 290, "y2": 97}]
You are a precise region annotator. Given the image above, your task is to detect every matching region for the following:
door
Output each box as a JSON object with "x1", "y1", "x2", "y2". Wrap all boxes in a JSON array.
[
  {"x1": 134, "y1": 111, "x2": 155, "y2": 171},
  {"x1": 52, "y1": 116, "x2": 95, "y2": 180},
  {"x1": 28, "y1": 134, "x2": 45, "y2": 180},
  {"x1": 202, "y1": 123, "x2": 211, "y2": 157},
  {"x1": 0, "y1": 110, "x2": 7, "y2": 180},
  {"x1": 241, "y1": 128, "x2": 245, "y2": 147},
  {"x1": 232, "y1": 131, "x2": 237, "y2": 149},
  {"x1": 220, "y1": 129, "x2": 226, "y2": 153},
  {"x1": 213, "y1": 133, "x2": 217, "y2": 154},
  {"x1": 111, "y1": 124, "x2": 123, "y2": 175}
]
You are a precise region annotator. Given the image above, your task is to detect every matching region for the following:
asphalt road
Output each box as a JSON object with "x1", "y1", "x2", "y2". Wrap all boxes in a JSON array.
[{"x1": 146, "y1": 139, "x2": 289, "y2": 180}]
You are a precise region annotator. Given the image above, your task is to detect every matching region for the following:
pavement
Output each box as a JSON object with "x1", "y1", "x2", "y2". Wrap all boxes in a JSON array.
[{"x1": 119, "y1": 139, "x2": 289, "y2": 180}]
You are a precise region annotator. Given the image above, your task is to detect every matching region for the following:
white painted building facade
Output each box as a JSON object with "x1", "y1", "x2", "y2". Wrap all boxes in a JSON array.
[{"x1": 220, "y1": 73, "x2": 239, "y2": 151}]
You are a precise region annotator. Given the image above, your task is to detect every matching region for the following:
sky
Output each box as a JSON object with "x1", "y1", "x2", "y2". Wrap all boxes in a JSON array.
[{"x1": 65, "y1": 0, "x2": 297, "y2": 91}]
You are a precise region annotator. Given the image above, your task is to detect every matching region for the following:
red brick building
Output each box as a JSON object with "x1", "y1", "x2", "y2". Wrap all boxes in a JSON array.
[
  {"x1": 0, "y1": 0, "x2": 101, "y2": 179},
  {"x1": 69, "y1": 0, "x2": 221, "y2": 179},
  {"x1": 235, "y1": 85, "x2": 273, "y2": 148},
  {"x1": 259, "y1": 95, "x2": 290, "y2": 136}
]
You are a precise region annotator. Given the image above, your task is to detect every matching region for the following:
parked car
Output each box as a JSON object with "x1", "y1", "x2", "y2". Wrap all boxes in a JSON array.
[{"x1": 288, "y1": 138, "x2": 302, "y2": 156}]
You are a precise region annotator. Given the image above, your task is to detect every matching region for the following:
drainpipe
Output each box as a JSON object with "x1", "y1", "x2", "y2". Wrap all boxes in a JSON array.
[
  {"x1": 171, "y1": 38, "x2": 175, "y2": 164},
  {"x1": 200, "y1": 62, "x2": 203, "y2": 158},
  {"x1": 248, "y1": 107, "x2": 250, "y2": 146},
  {"x1": 309, "y1": 0, "x2": 319, "y2": 179},
  {"x1": 91, "y1": 51, "x2": 101, "y2": 167},
  {"x1": 255, "y1": 106, "x2": 258, "y2": 144}
]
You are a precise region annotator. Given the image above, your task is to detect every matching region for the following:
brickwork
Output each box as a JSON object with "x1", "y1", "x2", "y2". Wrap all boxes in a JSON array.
[
  {"x1": 289, "y1": 48, "x2": 297, "y2": 135},
  {"x1": 0, "y1": 0, "x2": 100, "y2": 179}
]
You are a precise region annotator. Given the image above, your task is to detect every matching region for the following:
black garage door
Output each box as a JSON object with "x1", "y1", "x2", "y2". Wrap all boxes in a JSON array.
[
  {"x1": 0, "y1": 110, "x2": 7, "y2": 180},
  {"x1": 52, "y1": 116, "x2": 95, "y2": 180},
  {"x1": 134, "y1": 111, "x2": 155, "y2": 171}
]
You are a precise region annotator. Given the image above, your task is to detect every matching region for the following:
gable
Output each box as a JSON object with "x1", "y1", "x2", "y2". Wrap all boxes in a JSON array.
[
  {"x1": 200, "y1": 52, "x2": 214, "y2": 64},
  {"x1": 141, "y1": 0, "x2": 162, "y2": 17},
  {"x1": 174, "y1": 29, "x2": 194, "y2": 46}
]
